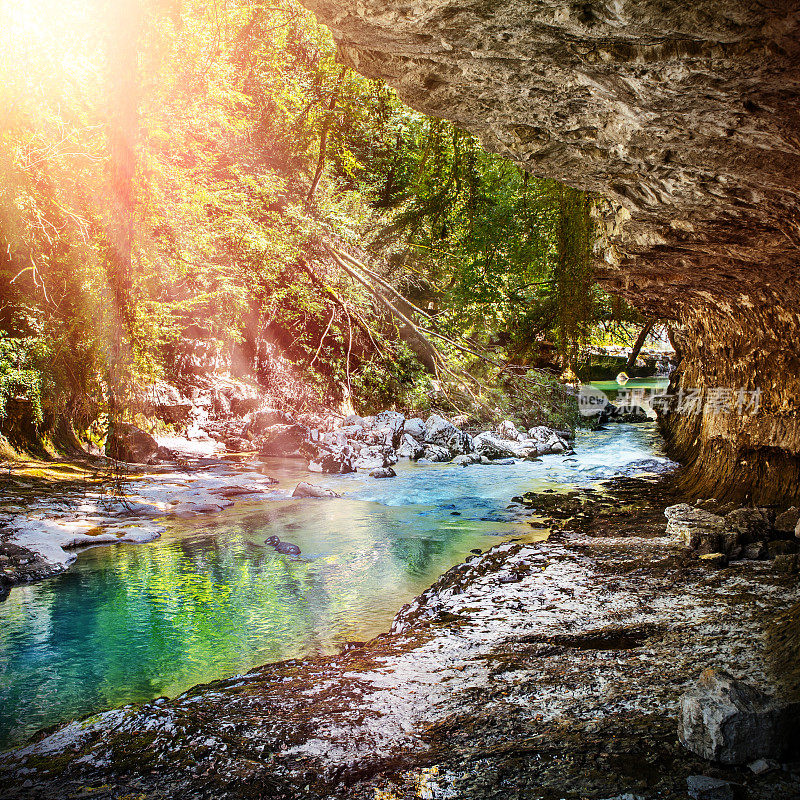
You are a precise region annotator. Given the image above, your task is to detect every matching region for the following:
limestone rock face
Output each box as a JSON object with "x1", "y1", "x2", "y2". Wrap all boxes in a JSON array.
[
  {"x1": 678, "y1": 669, "x2": 800, "y2": 764},
  {"x1": 302, "y1": 0, "x2": 800, "y2": 501}
]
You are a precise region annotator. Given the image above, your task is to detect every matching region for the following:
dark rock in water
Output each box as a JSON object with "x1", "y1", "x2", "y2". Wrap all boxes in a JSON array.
[
  {"x1": 265, "y1": 535, "x2": 300, "y2": 556},
  {"x1": 679, "y1": 669, "x2": 800, "y2": 764},
  {"x1": 470, "y1": 548, "x2": 481, "y2": 554},
  {"x1": 259, "y1": 423, "x2": 309, "y2": 458},
  {"x1": 369, "y1": 467, "x2": 396, "y2": 479},
  {"x1": 748, "y1": 758, "x2": 779, "y2": 775},
  {"x1": 291, "y1": 482, "x2": 340, "y2": 499},
  {"x1": 686, "y1": 775, "x2": 740, "y2": 800},
  {"x1": 105, "y1": 422, "x2": 159, "y2": 464}
]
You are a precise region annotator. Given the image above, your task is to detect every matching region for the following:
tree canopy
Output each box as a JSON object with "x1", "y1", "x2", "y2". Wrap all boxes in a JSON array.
[{"x1": 0, "y1": 0, "x2": 648, "y2": 445}]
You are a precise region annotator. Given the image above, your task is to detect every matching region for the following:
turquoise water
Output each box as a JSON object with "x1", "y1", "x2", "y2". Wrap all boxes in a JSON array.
[
  {"x1": 590, "y1": 377, "x2": 670, "y2": 402},
  {"x1": 0, "y1": 421, "x2": 672, "y2": 748}
]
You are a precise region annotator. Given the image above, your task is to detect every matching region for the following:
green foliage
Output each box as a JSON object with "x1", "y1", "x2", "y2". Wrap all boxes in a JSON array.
[
  {"x1": 0, "y1": 334, "x2": 46, "y2": 425},
  {"x1": 0, "y1": 0, "x2": 618, "y2": 439}
]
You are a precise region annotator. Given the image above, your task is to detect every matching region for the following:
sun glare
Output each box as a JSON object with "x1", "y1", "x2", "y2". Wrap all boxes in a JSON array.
[{"x1": 0, "y1": 0, "x2": 103, "y2": 94}]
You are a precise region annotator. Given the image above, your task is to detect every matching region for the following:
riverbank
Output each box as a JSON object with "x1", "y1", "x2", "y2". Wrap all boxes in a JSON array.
[
  {"x1": 1, "y1": 421, "x2": 676, "y2": 745},
  {"x1": 1, "y1": 474, "x2": 798, "y2": 799}
]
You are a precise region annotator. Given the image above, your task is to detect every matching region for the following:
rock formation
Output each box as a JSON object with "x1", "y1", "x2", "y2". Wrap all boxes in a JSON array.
[{"x1": 302, "y1": 0, "x2": 800, "y2": 502}]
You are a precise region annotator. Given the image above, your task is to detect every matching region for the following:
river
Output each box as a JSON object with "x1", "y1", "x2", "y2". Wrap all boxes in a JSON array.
[{"x1": 0, "y1": 413, "x2": 673, "y2": 748}]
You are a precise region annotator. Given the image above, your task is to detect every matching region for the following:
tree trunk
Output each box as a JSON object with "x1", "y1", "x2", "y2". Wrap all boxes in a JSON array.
[
  {"x1": 625, "y1": 320, "x2": 655, "y2": 372},
  {"x1": 306, "y1": 66, "x2": 347, "y2": 207},
  {"x1": 105, "y1": 0, "x2": 142, "y2": 419}
]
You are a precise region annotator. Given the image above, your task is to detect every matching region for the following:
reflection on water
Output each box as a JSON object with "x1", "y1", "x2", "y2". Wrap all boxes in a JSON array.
[{"x1": 0, "y1": 421, "x2": 672, "y2": 747}]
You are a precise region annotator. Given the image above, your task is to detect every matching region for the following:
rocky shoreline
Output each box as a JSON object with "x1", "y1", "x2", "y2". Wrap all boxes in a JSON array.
[
  {"x1": 1, "y1": 476, "x2": 798, "y2": 799},
  {"x1": 0, "y1": 401, "x2": 580, "y2": 598}
]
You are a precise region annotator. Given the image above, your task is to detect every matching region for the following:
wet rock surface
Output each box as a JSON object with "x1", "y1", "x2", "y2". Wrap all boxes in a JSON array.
[{"x1": 2, "y1": 478, "x2": 798, "y2": 799}]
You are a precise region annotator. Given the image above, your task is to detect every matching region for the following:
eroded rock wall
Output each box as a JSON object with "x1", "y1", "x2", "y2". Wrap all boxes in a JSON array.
[{"x1": 303, "y1": 0, "x2": 800, "y2": 501}]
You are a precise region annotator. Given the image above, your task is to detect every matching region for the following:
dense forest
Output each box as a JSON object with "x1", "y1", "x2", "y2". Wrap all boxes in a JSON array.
[{"x1": 0, "y1": 0, "x2": 649, "y2": 451}]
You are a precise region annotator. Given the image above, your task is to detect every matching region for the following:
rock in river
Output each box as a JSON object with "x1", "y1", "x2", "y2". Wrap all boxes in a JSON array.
[
  {"x1": 291, "y1": 482, "x2": 340, "y2": 499},
  {"x1": 369, "y1": 467, "x2": 396, "y2": 479}
]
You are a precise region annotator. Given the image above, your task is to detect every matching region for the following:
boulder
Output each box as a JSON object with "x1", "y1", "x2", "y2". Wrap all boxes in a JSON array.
[
  {"x1": 473, "y1": 431, "x2": 538, "y2": 459},
  {"x1": 686, "y1": 776, "x2": 739, "y2": 800},
  {"x1": 224, "y1": 437, "x2": 252, "y2": 453},
  {"x1": 397, "y1": 434, "x2": 425, "y2": 460},
  {"x1": 373, "y1": 410, "x2": 405, "y2": 448},
  {"x1": 664, "y1": 504, "x2": 726, "y2": 549},
  {"x1": 155, "y1": 445, "x2": 176, "y2": 461},
  {"x1": 678, "y1": 669, "x2": 800, "y2": 764},
  {"x1": 768, "y1": 539, "x2": 798, "y2": 558},
  {"x1": 497, "y1": 420, "x2": 524, "y2": 441},
  {"x1": 724, "y1": 507, "x2": 772, "y2": 545},
  {"x1": 773, "y1": 554, "x2": 800, "y2": 574},
  {"x1": 308, "y1": 446, "x2": 356, "y2": 474},
  {"x1": 774, "y1": 507, "x2": 800, "y2": 535},
  {"x1": 453, "y1": 453, "x2": 481, "y2": 466},
  {"x1": 424, "y1": 414, "x2": 474, "y2": 455},
  {"x1": 741, "y1": 541, "x2": 768, "y2": 560},
  {"x1": 354, "y1": 445, "x2": 396, "y2": 471},
  {"x1": 527, "y1": 425, "x2": 569, "y2": 454},
  {"x1": 422, "y1": 444, "x2": 451, "y2": 462},
  {"x1": 248, "y1": 409, "x2": 290, "y2": 435},
  {"x1": 292, "y1": 482, "x2": 340, "y2": 499},
  {"x1": 369, "y1": 467, "x2": 397, "y2": 479},
  {"x1": 403, "y1": 417, "x2": 426, "y2": 440},
  {"x1": 105, "y1": 423, "x2": 159, "y2": 464},
  {"x1": 228, "y1": 396, "x2": 262, "y2": 416},
  {"x1": 258, "y1": 424, "x2": 309, "y2": 458},
  {"x1": 343, "y1": 413, "x2": 365, "y2": 427}
]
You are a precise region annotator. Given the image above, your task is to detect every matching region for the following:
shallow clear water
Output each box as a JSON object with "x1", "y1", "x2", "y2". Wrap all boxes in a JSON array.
[
  {"x1": 590, "y1": 377, "x2": 669, "y2": 402},
  {"x1": 0, "y1": 420, "x2": 672, "y2": 748}
]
